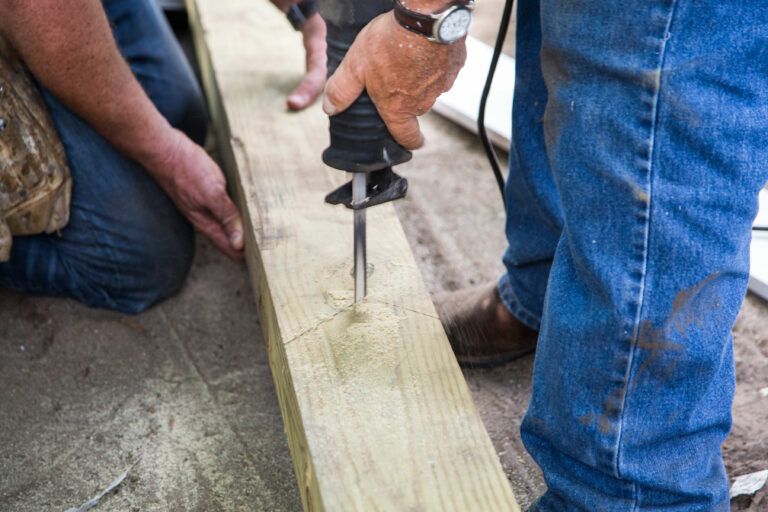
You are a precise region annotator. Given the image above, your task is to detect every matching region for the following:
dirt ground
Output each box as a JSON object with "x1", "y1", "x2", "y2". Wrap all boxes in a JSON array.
[
  {"x1": 0, "y1": 240, "x2": 302, "y2": 511},
  {"x1": 0, "y1": 1, "x2": 767, "y2": 511}
]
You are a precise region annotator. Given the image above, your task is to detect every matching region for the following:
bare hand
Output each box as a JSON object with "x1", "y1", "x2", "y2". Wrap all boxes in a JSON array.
[
  {"x1": 150, "y1": 130, "x2": 244, "y2": 260},
  {"x1": 322, "y1": 12, "x2": 466, "y2": 149},
  {"x1": 287, "y1": 13, "x2": 327, "y2": 110}
]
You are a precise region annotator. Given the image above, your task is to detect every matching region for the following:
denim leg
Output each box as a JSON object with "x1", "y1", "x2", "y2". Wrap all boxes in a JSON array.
[
  {"x1": 0, "y1": 0, "x2": 206, "y2": 313},
  {"x1": 521, "y1": 1, "x2": 768, "y2": 510},
  {"x1": 498, "y1": 0, "x2": 562, "y2": 332},
  {"x1": 105, "y1": 0, "x2": 208, "y2": 145}
]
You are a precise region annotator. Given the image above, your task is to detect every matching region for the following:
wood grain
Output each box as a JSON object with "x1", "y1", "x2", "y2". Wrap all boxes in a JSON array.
[{"x1": 186, "y1": 0, "x2": 519, "y2": 509}]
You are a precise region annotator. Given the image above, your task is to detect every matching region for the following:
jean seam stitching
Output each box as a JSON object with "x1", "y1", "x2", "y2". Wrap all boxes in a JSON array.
[{"x1": 611, "y1": 1, "x2": 680, "y2": 505}]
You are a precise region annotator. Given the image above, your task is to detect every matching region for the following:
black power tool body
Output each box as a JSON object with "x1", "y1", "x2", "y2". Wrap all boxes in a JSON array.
[{"x1": 317, "y1": 0, "x2": 412, "y2": 302}]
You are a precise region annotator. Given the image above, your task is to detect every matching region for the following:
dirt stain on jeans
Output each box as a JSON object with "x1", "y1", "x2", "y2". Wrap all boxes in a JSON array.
[
  {"x1": 642, "y1": 68, "x2": 661, "y2": 91},
  {"x1": 635, "y1": 272, "x2": 722, "y2": 386},
  {"x1": 632, "y1": 183, "x2": 650, "y2": 205},
  {"x1": 586, "y1": 272, "x2": 723, "y2": 435},
  {"x1": 633, "y1": 321, "x2": 684, "y2": 386}
]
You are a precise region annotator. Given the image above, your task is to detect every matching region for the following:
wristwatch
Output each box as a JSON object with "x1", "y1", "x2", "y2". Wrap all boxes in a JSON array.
[
  {"x1": 286, "y1": 0, "x2": 317, "y2": 31},
  {"x1": 393, "y1": 0, "x2": 474, "y2": 44}
]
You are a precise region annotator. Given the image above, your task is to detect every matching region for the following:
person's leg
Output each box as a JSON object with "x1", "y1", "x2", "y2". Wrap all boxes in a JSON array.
[
  {"x1": 497, "y1": 0, "x2": 563, "y2": 332},
  {"x1": 104, "y1": 0, "x2": 208, "y2": 146},
  {"x1": 0, "y1": 0, "x2": 206, "y2": 313},
  {"x1": 434, "y1": 0, "x2": 558, "y2": 366},
  {"x1": 524, "y1": 0, "x2": 768, "y2": 509}
]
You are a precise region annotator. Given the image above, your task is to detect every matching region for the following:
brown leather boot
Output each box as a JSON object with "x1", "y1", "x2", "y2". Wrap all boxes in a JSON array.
[{"x1": 435, "y1": 283, "x2": 538, "y2": 368}]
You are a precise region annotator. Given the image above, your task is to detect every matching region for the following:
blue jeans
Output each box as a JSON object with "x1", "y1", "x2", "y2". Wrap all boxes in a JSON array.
[
  {"x1": 500, "y1": 1, "x2": 768, "y2": 510},
  {"x1": 0, "y1": 0, "x2": 206, "y2": 314}
]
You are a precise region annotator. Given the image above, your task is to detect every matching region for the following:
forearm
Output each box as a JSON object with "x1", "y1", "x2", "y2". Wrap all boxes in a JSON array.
[{"x1": 0, "y1": 0, "x2": 175, "y2": 173}]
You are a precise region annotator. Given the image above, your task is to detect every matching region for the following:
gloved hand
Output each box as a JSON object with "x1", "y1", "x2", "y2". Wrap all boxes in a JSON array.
[{"x1": 322, "y1": 9, "x2": 466, "y2": 149}]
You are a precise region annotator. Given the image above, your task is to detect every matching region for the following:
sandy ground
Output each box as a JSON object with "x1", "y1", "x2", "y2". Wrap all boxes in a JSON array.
[
  {"x1": 0, "y1": 240, "x2": 301, "y2": 511},
  {"x1": 1, "y1": 2, "x2": 767, "y2": 511}
]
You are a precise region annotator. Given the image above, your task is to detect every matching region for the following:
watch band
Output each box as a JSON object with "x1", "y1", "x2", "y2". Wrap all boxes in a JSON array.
[
  {"x1": 393, "y1": 0, "x2": 473, "y2": 41},
  {"x1": 286, "y1": 0, "x2": 317, "y2": 31}
]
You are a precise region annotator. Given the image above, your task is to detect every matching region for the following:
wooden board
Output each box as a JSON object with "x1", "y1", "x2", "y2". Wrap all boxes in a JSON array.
[
  {"x1": 185, "y1": 0, "x2": 519, "y2": 510},
  {"x1": 433, "y1": 36, "x2": 515, "y2": 151},
  {"x1": 750, "y1": 190, "x2": 768, "y2": 301}
]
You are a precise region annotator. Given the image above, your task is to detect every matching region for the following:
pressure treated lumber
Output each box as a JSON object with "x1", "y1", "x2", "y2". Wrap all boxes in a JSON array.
[{"x1": 186, "y1": 0, "x2": 519, "y2": 509}]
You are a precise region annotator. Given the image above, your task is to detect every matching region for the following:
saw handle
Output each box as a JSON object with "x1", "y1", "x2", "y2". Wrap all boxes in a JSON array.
[{"x1": 320, "y1": 10, "x2": 412, "y2": 173}]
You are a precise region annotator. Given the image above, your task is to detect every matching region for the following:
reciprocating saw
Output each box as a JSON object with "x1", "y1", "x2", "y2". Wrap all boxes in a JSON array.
[{"x1": 317, "y1": 0, "x2": 412, "y2": 303}]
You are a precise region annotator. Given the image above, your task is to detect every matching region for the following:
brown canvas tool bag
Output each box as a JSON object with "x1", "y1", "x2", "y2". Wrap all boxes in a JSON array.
[{"x1": 0, "y1": 35, "x2": 71, "y2": 262}]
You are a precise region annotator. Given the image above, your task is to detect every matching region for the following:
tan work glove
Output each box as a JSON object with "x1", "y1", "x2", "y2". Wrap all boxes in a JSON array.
[{"x1": 321, "y1": 7, "x2": 467, "y2": 150}]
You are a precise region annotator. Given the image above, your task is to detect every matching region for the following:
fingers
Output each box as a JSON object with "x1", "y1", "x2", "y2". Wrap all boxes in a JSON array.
[
  {"x1": 323, "y1": 46, "x2": 364, "y2": 116},
  {"x1": 206, "y1": 190, "x2": 244, "y2": 253},
  {"x1": 287, "y1": 71, "x2": 325, "y2": 110},
  {"x1": 288, "y1": 14, "x2": 327, "y2": 111},
  {"x1": 154, "y1": 133, "x2": 244, "y2": 260},
  {"x1": 380, "y1": 111, "x2": 424, "y2": 150},
  {"x1": 191, "y1": 210, "x2": 244, "y2": 261},
  {"x1": 287, "y1": 63, "x2": 326, "y2": 111}
]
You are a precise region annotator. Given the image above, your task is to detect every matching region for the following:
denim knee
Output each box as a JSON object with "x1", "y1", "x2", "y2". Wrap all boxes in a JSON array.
[
  {"x1": 58, "y1": 211, "x2": 196, "y2": 315},
  {"x1": 106, "y1": 220, "x2": 196, "y2": 315},
  {"x1": 2, "y1": 217, "x2": 195, "y2": 315},
  {"x1": 104, "y1": 0, "x2": 210, "y2": 145},
  {"x1": 164, "y1": 82, "x2": 208, "y2": 146}
]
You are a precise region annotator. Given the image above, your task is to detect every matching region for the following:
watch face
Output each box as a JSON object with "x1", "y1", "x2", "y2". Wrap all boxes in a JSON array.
[{"x1": 437, "y1": 7, "x2": 472, "y2": 43}]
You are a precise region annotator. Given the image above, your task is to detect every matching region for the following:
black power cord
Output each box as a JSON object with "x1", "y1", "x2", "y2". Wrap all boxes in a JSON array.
[{"x1": 478, "y1": 0, "x2": 515, "y2": 209}]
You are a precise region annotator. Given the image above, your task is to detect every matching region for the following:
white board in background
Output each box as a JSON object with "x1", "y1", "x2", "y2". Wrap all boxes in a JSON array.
[
  {"x1": 433, "y1": 36, "x2": 515, "y2": 151},
  {"x1": 750, "y1": 189, "x2": 768, "y2": 300}
]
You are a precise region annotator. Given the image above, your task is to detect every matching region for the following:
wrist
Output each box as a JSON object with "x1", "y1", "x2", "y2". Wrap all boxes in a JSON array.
[
  {"x1": 392, "y1": 0, "x2": 473, "y2": 45},
  {"x1": 136, "y1": 124, "x2": 185, "y2": 179},
  {"x1": 385, "y1": 11, "x2": 438, "y2": 45}
]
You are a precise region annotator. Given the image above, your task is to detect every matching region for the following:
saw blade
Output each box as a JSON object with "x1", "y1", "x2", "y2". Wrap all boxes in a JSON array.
[{"x1": 352, "y1": 172, "x2": 367, "y2": 302}]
